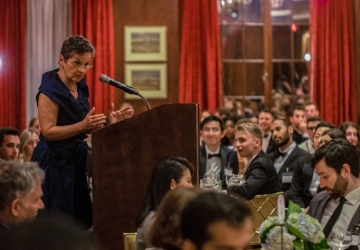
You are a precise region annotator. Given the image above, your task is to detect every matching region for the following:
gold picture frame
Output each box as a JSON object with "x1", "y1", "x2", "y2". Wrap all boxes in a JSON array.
[
  {"x1": 125, "y1": 63, "x2": 167, "y2": 99},
  {"x1": 125, "y1": 26, "x2": 167, "y2": 61}
]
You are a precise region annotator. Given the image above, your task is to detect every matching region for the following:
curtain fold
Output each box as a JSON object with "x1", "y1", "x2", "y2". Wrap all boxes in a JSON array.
[
  {"x1": 310, "y1": 0, "x2": 356, "y2": 125},
  {"x1": 72, "y1": 0, "x2": 115, "y2": 114},
  {"x1": 179, "y1": 0, "x2": 223, "y2": 113},
  {"x1": 26, "y1": 0, "x2": 72, "y2": 124},
  {"x1": 0, "y1": 0, "x2": 26, "y2": 129}
]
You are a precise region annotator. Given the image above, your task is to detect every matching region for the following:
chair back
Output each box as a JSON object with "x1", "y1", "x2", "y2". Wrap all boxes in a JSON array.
[
  {"x1": 123, "y1": 233, "x2": 137, "y2": 250},
  {"x1": 245, "y1": 192, "x2": 283, "y2": 245}
]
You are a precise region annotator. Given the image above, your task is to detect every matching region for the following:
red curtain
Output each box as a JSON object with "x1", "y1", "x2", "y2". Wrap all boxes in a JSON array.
[
  {"x1": 72, "y1": 0, "x2": 115, "y2": 114},
  {"x1": 179, "y1": 0, "x2": 223, "y2": 113},
  {"x1": 311, "y1": 0, "x2": 357, "y2": 125},
  {"x1": 0, "y1": 0, "x2": 26, "y2": 130}
]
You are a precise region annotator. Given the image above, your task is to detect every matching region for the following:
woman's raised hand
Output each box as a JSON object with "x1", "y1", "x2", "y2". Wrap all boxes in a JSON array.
[
  {"x1": 106, "y1": 103, "x2": 134, "y2": 125},
  {"x1": 82, "y1": 107, "x2": 107, "y2": 132}
]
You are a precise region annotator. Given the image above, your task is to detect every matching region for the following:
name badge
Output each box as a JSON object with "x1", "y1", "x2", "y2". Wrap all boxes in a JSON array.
[
  {"x1": 225, "y1": 167, "x2": 233, "y2": 176},
  {"x1": 351, "y1": 234, "x2": 359, "y2": 246},
  {"x1": 282, "y1": 172, "x2": 293, "y2": 183}
]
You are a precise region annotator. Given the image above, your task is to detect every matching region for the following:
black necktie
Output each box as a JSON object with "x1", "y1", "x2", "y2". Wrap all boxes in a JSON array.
[
  {"x1": 208, "y1": 153, "x2": 221, "y2": 159},
  {"x1": 323, "y1": 196, "x2": 347, "y2": 238},
  {"x1": 276, "y1": 151, "x2": 287, "y2": 159},
  {"x1": 264, "y1": 134, "x2": 269, "y2": 138}
]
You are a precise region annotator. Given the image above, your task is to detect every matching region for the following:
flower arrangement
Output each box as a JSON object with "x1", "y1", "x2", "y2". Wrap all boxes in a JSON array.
[{"x1": 259, "y1": 201, "x2": 329, "y2": 250}]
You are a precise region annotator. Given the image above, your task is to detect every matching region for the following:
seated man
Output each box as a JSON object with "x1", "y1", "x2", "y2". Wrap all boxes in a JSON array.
[
  {"x1": 181, "y1": 192, "x2": 253, "y2": 250},
  {"x1": 0, "y1": 127, "x2": 20, "y2": 163},
  {"x1": 227, "y1": 123, "x2": 281, "y2": 200},
  {"x1": 199, "y1": 116, "x2": 238, "y2": 189},
  {"x1": 308, "y1": 139, "x2": 360, "y2": 241},
  {"x1": 289, "y1": 124, "x2": 338, "y2": 208},
  {"x1": 267, "y1": 118, "x2": 309, "y2": 202},
  {"x1": 0, "y1": 161, "x2": 44, "y2": 238}
]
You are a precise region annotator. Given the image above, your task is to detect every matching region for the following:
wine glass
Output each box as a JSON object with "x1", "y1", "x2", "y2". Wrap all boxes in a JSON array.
[{"x1": 328, "y1": 230, "x2": 352, "y2": 250}]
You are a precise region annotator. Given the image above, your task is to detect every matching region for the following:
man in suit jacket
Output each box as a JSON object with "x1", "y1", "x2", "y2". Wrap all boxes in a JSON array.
[
  {"x1": 268, "y1": 118, "x2": 309, "y2": 203},
  {"x1": 199, "y1": 116, "x2": 238, "y2": 189},
  {"x1": 0, "y1": 161, "x2": 45, "y2": 239},
  {"x1": 308, "y1": 139, "x2": 360, "y2": 240},
  {"x1": 227, "y1": 123, "x2": 281, "y2": 200},
  {"x1": 258, "y1": 109, "x2": 278, "y2": 153},
  {"x1": 289, "y1": 126, "x2": 340, "y2": 208}
]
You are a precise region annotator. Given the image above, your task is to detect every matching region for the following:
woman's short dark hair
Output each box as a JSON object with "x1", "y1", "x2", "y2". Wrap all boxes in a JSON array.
[
  {"x1": 321, "y1": 128, "x2": 346, "y2": 140},
  {"x1": 135, "y1": 156, "x2": 194, "y2": 227},
  {"x1": 60, "y1": 35, "x2": 95, "y2": 60}
]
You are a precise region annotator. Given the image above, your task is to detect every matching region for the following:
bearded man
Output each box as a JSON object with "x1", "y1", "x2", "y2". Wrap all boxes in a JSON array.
[
  {"x1": 308, "y1": 139, "x2": 360, "y2": 244},
  {"x1": 267, "y1": 119, "x2": 309, "y2": 203}
]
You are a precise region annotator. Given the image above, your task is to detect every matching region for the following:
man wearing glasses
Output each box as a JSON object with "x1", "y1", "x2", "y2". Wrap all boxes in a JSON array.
[
  {"x1": 298, "y1": 116, "x2": 323, "y2": 154},
  {"x1": 199, "y1": 115, "x2": 238, "y2": 189}
]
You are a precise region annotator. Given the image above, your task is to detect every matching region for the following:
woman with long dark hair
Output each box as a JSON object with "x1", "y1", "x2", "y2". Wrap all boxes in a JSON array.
[{"x1": 135, "y1": 156, "x2": 194, "y2": 250}]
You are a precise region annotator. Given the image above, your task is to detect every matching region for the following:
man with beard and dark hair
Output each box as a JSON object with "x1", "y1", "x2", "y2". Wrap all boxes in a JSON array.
[
  {"x1": 308, "y1": 139, "x2": 360, "y2": 241},
  {"x1": 268, "y1": 118, "x2": 309, "y2": 204}
]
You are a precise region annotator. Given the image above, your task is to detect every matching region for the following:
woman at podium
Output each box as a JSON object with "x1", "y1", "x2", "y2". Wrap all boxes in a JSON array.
[{"x1": 31, "y1": 35, "x2": 134, "y2": 228}]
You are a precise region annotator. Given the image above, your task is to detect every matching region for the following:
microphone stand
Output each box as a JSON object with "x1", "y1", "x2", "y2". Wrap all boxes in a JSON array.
[{"x1": 137, "y1": 93, "x2": 151, "y2": 110}]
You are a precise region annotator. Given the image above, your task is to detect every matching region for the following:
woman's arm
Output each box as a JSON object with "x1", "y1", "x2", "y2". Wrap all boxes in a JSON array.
[{"x1": 38, "y1": 93, "x2": 106, "y2": 141}]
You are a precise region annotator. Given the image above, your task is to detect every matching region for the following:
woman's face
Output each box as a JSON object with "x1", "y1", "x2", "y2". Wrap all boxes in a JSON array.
[
  {"x1": 176, "y1": 168, "x2": 193, "y2": 188},
  {"x1": 320, "y1": 134, "x2": 332, "y2": 147},
  {"x1": 61, "y1": 52, "x2": 92, "y2": 83},
  {"x1": 24, "y1": 132, "x2": 39, "y2": 159},
  {"x1": 345, "y1": 126, "x2": 358, "y2": 146},
  {"x1": 31, "y1": 119, "x2": 41, "y2": 134},
  {"x1": 224, "y1": 120, "x2": 235, "y2": 139}
]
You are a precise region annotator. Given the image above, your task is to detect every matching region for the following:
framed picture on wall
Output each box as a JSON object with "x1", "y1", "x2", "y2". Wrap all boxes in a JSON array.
[
  {"x1": 124, "y1": 26, "x2": 167, "y2": 61},
  {"x1": 125, "y1": 63, "x2": 167, "y2": 99}
]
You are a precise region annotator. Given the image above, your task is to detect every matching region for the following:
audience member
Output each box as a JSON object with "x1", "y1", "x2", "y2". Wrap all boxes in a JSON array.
[
  {"x1": 313, "y1": 122, "x2": 335, "y2": 150},
  {"x1": 135, "y1": 156, "x2": 194, "y2": 250},
  {"x1": 339, "y1": 121, "x2": 359, "y2": 147},
  {"x1": 268, "y1": 118, "x2": 309, "y2": 203},
  {"x1": 258, "y1": 109, "x2": 278, "y2": 153},
  {"x1": 28, "y1": 117, "x2": 41, "y2": 135},
  {"x1": 0, "y1": 161, "x2": 44, "y2": 239},
  {"x1": 149, "y1": 186, "x2": 200, "y2": 250},
  {"x1": 308, "y1": 139, "x2": 360, "y2": 239},
  {"x1": 289, "y1": 128, "x2": 346, "y2": 208},
  {"x1": 227, "y1": 123, "x2": 281, "y2": 200},
  {"x1": 298, "y1": 116, "x2": 322, "y2": 154},
  {"x1": 1, "y1": 213, "x2": 99, "y2": 250},
  {"x1": 0, "y1": 128, "x2": 20, "y2": 163},
  {"x1": 18, "y1": 129, "x2": 39, "y2": 162},
  {"x1": 200, "y1": 110, "x2": 212, "y2": 123},
  {"x1": 214, "y1": 108, "x2": 232, "y2": 120},
  {"x1": 304, "y1": 102, "x2": 319, "y2": 119},
  {"x1": 221, "y1": 117, "x2": 236, "y2": 149},
  {"x1": 290, "y1": 105, "x2": 308, "y2": 144},
  {"x1": 319, "y1": 128, "x2": 346, "y2": 147},
  {"x1": 199, "y1": 116, "x2": 238, "y2": 189},
  {"x1": 181, "y1": 192, "x2": 253, "y2": 250}
]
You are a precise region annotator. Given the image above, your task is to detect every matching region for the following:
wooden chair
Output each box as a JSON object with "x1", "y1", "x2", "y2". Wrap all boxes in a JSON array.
[
  {"x1": 245, "y1": 192, "x2": 283, "y2": 245},
  {"x1": 123, "y1": 233, "x2": 137, "y2": 250}
]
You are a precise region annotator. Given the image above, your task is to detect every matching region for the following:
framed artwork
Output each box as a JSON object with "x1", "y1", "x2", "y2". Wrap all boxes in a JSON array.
[
  {"x1": 125, "y1": 63, "x2": 167, "y2": 99},
  {"x1": 124, "y1": 26, "x2": 167, "y2": 61}
]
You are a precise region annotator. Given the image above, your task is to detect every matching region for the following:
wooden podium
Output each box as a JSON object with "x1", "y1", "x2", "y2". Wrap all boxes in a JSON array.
[{"x1": 92, "y1": 103, "x2": 199, "y2": 250}]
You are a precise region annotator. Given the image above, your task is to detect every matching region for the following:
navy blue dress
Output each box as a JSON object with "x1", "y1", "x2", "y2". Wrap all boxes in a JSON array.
[{"x1": 31, "y1": 69, "x2": 92, "y2": 227}]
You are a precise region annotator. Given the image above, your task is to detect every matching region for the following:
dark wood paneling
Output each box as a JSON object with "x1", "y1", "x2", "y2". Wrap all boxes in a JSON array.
[{"x1": 113, "y1": 0, "x2": 179, "y2": 114}]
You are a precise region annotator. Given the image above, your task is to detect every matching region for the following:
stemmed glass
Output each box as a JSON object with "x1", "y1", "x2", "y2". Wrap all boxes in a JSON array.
[{"x1": 328, "y1": 230, "x2": 352, "y2": 250}]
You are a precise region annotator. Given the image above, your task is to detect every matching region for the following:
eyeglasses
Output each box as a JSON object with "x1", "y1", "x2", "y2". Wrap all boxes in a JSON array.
[{"x1": 68, "y1": 60, "x2": 93, "y2": 71}]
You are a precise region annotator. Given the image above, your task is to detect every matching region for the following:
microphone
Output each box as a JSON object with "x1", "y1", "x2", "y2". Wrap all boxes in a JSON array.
[{"x1": 99, "y1": 74, "x2": 139, "y2": 95}]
